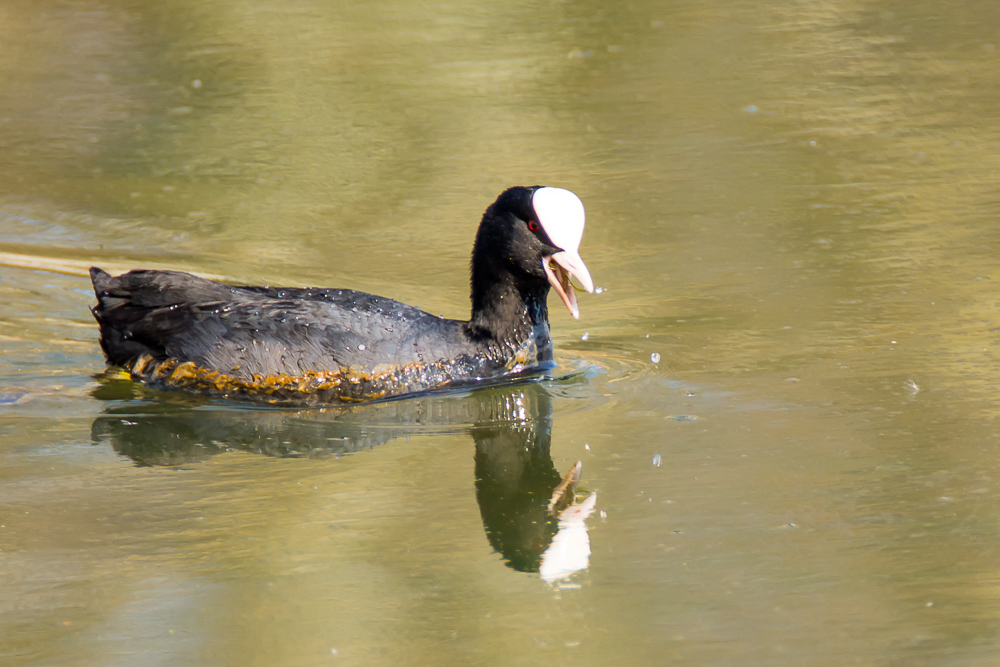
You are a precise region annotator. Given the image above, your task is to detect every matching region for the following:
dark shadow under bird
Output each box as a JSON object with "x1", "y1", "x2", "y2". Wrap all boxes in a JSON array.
[{"x1": 90, "y1": 186, "x2": 594, "y2": 404}]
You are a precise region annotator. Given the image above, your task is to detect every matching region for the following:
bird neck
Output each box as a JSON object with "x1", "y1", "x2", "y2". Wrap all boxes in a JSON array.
[{"x1": 467, "y1": 261, "x2": 551, "y2": 357}]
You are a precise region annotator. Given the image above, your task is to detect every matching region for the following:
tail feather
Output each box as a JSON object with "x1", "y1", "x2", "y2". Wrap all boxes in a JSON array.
[{"x1": 90, "y1": 266, "x2": 220, "y2": 368}]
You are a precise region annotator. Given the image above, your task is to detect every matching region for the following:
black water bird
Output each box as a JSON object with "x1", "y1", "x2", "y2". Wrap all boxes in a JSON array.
[{"x1": 90, "y1": 186, "x2": 594, "y2": 403}]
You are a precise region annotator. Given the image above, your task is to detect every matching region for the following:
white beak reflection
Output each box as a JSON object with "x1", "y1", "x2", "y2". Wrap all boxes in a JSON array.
[{"x1": 539, "y1": 492, "x2": 598, "y2": 583}]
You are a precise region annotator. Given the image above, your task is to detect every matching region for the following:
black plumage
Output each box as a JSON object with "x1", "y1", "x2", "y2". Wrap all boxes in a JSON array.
[{"x1": 90, "y1": 186, "x2": 593, "y2": 404}]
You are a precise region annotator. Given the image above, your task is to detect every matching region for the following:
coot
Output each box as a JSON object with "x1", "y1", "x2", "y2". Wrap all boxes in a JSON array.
[{"x1": 90, "y1": 186, "x2": 593, "y2": 404}]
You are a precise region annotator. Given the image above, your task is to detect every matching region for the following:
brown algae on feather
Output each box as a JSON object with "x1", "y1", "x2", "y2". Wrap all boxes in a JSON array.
[{"x1": 123, "y1": 354, "x2": 494, "y2": 404}]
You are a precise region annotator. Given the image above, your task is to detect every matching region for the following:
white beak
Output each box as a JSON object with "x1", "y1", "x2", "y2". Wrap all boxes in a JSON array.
[
  {"x1": 543, "y1": 249, "x2": 594, "y2": 320},
  {"x1": 532, "y1": 187, "x2": 594, "y2": 319}
]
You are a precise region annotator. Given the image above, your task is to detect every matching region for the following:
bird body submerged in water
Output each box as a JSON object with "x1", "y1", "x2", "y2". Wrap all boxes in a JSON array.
[{"x1": 90, "y1": 186, "x2": 594, "y2": 404}]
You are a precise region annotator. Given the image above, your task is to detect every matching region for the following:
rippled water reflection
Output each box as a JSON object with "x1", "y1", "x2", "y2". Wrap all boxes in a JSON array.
[{"x1": 4, "y1": 0, "x2": 1000, "y2": 664}]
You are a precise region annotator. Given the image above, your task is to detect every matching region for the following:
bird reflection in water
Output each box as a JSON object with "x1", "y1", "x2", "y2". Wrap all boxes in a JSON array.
[
  {"x1": 91, "y1": 379, "x2": 597, "y2": 581},
  {"x1": 470, "y1": 390, "x2": 597, "y2": 580}
]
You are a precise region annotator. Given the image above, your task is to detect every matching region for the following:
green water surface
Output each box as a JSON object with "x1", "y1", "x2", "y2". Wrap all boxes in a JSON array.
[{"x1": 3, "y1": 1, "x2": 1000, "y2": 665}]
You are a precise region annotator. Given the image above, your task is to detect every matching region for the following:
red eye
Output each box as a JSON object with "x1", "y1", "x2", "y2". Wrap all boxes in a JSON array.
[{"x1": 527, "y1": 219, "x2": 540, "y2": 233}]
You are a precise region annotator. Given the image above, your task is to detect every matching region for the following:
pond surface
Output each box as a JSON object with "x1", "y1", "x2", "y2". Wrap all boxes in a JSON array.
[{"x1": 4, "y1": 0, "x2": 1000, "y2": 665}]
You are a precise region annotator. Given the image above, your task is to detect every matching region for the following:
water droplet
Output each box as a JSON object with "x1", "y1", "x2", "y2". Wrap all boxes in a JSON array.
[
  {"x1": 650, "y1": 352, "x2": 661, "y2": 364},
  {"x1": 580, "y1": 332, "x2": 589, "y2": 341},
  {"x1": 358, "y1": 344, "x2": 366, "y2": 351},
  {"x1": 652, "y1": 454, "x2": 662, "y2": 467}
]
